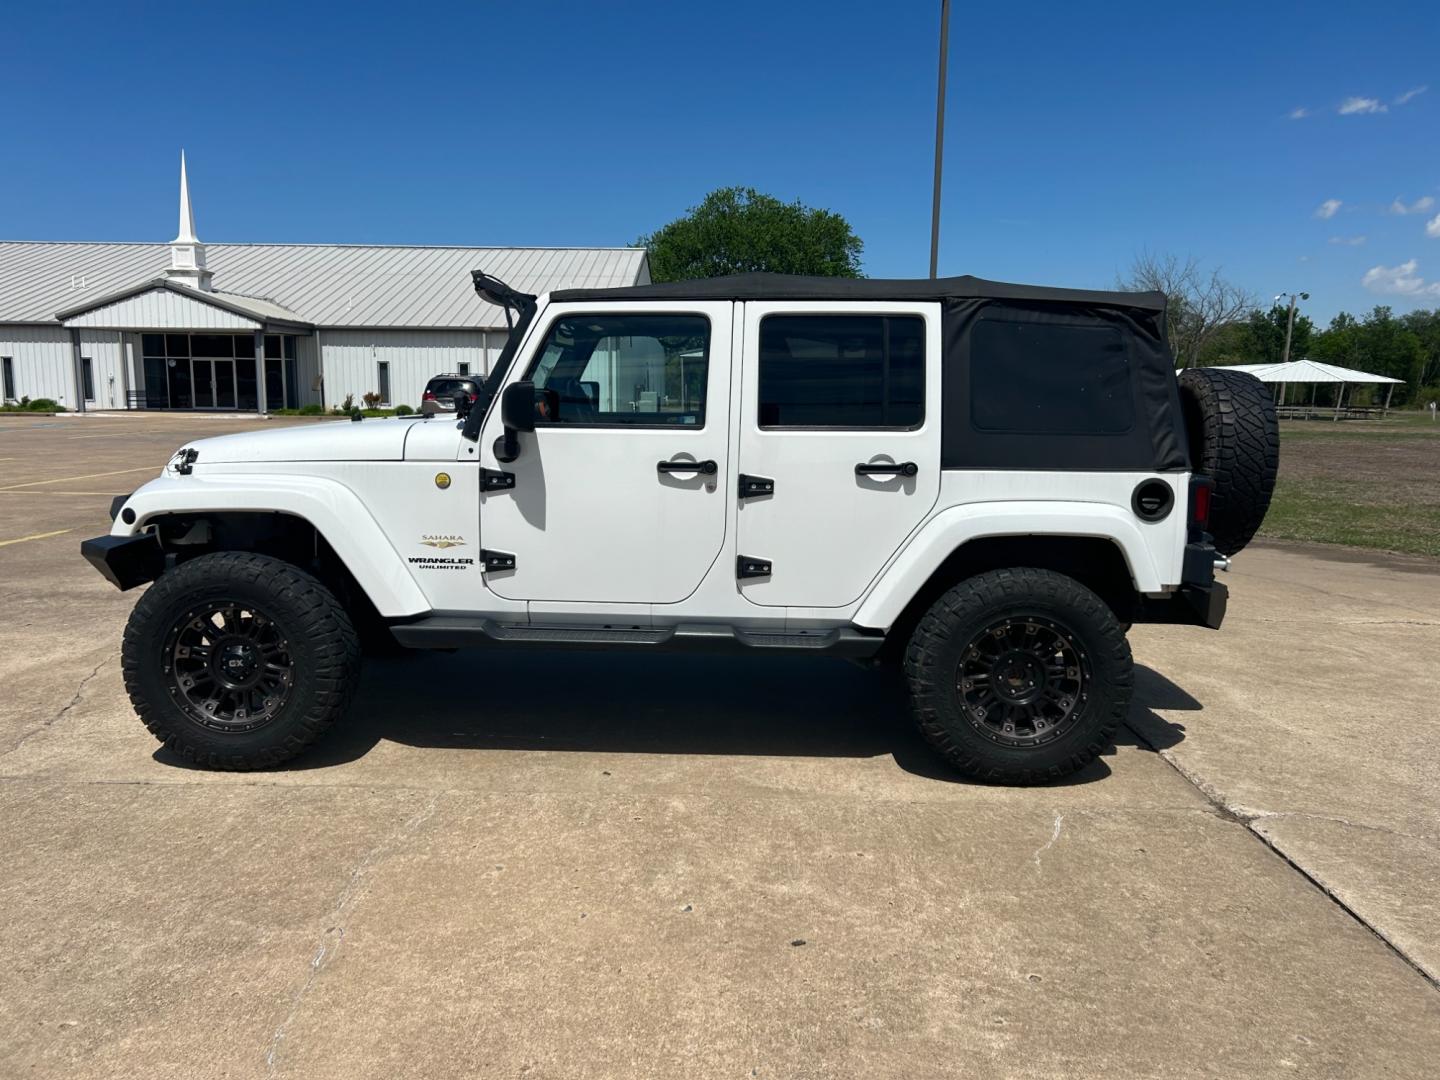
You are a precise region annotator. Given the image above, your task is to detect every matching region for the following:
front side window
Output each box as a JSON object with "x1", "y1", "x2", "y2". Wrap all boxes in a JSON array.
[
  {"x1": 526, "y1": 313, "x2": 709, "y2": 427},
  {"x1": 377, "y1": 361, "x2": 391, "y2": 406},
  {"x1": 81, "y1": 357, "x2": 95, "y2": 401},
  {"x1": 2, "y1": 356, "x2": 14, "y2": 401},
  {"x1": 758, "y1": 314, "x2": 924, "y2": 429}
]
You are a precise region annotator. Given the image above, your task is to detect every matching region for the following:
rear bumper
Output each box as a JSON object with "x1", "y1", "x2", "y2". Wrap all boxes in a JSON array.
[
  {"x1": 1134, "y1": 537, "x2": 1228, "y2": 629},
  {"x1": 81, "y1": 533, "x2": 164, "y2": 591}
]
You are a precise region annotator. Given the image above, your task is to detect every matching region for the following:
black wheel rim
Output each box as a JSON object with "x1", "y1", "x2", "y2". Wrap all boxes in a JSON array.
[
  {"x1": 161, "y1": 602, "x2": 294, "y2": 732},
  {"x1": 955, "y1": 616, "x2": 1089, "y2": 748}
]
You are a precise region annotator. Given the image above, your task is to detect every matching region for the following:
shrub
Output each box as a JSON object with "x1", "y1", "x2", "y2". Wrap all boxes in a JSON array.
[
  {"x1": 299, "y1": 403, "x2": 324, "y2": 416},
  {"x1": 27, "y1": 398, "x2": 62, "y2": 412},
  {"x1": 394, "y1": 403, "x2": 414, "y2": 416},
  {"x1": 341, "y1": 393, "x2": 355, "y2": 412},
  {"x1": 362, "y1": 391, "x2": 382, "y2": 409}
]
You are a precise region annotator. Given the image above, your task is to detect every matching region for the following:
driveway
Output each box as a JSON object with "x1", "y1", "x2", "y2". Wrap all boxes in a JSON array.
[{"x1": 1, "y1": 413, "x2": 1437, "y2": 1078}]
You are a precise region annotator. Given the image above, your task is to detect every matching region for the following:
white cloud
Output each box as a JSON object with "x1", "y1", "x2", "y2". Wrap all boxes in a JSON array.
[
  {"x1": 1315, "y1": 198, "x2": 1342, "y2": 219},
  {"x1": 1288, "y1": 106, "x2": 1310, "y2": 119},
  {"x1": 1339, "y1": 96, "x2": 1387, "y2": 115},
  {"x1": 1428, "y1": 213, "x2": 1440, "y2": 239},
  {"x1": 1390, "y1": 195, "x2": 1436, "y2": 214},
  {"x1": 1361, "y1": 258, "x2": 1440, "y2": 296},
  {"x1": 1329, "y1": 235, "x2": 1367, "y2": 246},
  {"x1": 1394, "y1": 85, "x2": 1428, "y2": 105}
]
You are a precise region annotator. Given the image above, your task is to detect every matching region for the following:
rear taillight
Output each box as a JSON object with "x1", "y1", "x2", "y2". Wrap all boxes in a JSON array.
[
  {"x1": 422, "y1": 390, "x2": 435, "y2": 400},
  {"x1": 468, "y1": 393, "x2": 477, "y2": 402},
  {"x1": 1191, "y1": 477, "x2": 1213, "y2": 530}
]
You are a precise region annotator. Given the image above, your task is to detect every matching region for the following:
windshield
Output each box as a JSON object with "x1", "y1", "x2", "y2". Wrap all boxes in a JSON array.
[{"x1": 466, "y1": 301, "x2": 537, "y2": 438}]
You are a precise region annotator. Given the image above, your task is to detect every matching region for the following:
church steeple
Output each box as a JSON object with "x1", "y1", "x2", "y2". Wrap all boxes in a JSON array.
[{"x1": 165, "y1": 151, "x2": 212, "y2": 290}]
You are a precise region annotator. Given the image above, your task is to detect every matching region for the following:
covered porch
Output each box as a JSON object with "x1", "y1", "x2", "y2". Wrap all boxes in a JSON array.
[{"x1": 55, "y1": 278, "x2": 314, "y2": 413}]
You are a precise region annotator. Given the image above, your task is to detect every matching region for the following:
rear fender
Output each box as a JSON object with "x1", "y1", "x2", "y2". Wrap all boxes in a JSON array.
[
  {"x1": 854, "y1": 501, "x2": 1168, "y2": 631},
  {"x1": 112, "y1": 474, "x2": 430, "y2": 617}
]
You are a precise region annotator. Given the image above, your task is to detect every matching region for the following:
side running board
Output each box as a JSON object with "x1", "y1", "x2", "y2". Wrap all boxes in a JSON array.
[{"x1": 389, "y1": 617, "x2": 884, "y2": 658}]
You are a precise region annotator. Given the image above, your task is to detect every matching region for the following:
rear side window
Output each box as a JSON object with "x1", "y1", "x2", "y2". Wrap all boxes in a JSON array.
[
  {"x1": 970, "y1": 318, "x2": 1132, "y2": 434},
  {"x1": 758, "y1": 314, "x2": 924, "y2": 429}
]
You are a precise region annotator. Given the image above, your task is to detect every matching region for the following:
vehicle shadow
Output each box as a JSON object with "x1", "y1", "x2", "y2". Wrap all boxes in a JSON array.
[{"x1": 153, "y1": 652, "x2": 1199, "y2": 785}]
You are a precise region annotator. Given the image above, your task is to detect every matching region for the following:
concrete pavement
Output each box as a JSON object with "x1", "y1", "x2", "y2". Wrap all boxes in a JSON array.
[{"x1": 1, "y1": 412, "x2": 1437, "y2": 1078}]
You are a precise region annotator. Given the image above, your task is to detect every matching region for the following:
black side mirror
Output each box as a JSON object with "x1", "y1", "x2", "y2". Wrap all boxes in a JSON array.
[
  {"x1": 501, "y1": 381, "x2": 537, "y2": 433},
  {"x1": 495, "y1": 380, "x2": 537, "y2": 463},
  {"x1": 453, "y1": 392, "x2": 472, "y2": 419}
]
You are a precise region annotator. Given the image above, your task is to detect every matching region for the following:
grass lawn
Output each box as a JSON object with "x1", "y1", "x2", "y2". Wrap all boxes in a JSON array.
[{"x1": 1258, "y1": 411, "x2": 1440, "y2": 558}]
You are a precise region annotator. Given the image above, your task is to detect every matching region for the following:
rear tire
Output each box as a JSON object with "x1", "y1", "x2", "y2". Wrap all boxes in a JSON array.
[
  {"x1": 1178, "y1": 367, "x2": 1279, "y2": 556},
  {"x1": 903, "y1": 568, "x2": 1133, "y2": 784},
  {"x1": 121, "y1": 552, "x2": 360, "y2": 770}
]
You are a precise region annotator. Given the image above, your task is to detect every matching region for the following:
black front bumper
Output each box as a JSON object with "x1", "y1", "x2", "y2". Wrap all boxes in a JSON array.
[{"x1": 81, "y1": 533, "x2": 164, "y2": 591}]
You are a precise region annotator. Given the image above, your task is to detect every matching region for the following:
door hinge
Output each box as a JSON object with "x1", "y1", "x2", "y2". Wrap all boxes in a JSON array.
[
  {"x1": 480, "y1": 468, "x2": 516, "y2": 492},
  {"x1": 480, "y1": 549, "x2": 517, "y2": 572},
  {"x1": 736, "y1": 555, "x2": 772, "y2": 580},
  {"x1": 737, "y1": 473, "x2": 775, "y2": 499}
]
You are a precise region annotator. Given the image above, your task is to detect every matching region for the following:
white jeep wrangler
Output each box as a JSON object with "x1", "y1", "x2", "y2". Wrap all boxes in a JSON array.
[{"x1": 83, "y1": 271, "x2": 1278, "y2": 783}]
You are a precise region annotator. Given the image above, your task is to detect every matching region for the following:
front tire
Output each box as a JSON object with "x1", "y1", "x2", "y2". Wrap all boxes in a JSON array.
[
  {"x1": 121, "y1": 552, "x2": 361, "y2": 770},
  {"x1": 904, "y1": 568, "x2": 1133, "y2": 784}
]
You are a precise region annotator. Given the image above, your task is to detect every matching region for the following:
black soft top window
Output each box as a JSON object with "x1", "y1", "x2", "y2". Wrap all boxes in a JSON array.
[{"x1": 970, "y1": 317, "x2": 1133, "y2": 435}]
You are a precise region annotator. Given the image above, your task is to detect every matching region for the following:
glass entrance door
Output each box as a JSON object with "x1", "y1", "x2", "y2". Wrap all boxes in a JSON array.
[
  {"x1": 213, "y1": 360, "x2": 236, "y2": 408},
  {"x1": 192, "y1": 359, "x2": 215, "y2": 408}
]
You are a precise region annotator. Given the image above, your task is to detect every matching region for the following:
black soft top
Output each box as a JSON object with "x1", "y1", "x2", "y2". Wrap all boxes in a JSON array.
[
  {"x1": 551, "y1": 271, "x2": 1167, "y2": 312},
  {"x1": 542, "y1": 271, "x2": 1185, "y2": 473}
]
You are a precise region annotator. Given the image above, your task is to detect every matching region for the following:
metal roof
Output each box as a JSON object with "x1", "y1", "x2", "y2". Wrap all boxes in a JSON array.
[
  {"x1": 0, "y1": 242, "x2": 649, "y2": 329},
  {"x1": 1210, "y1": 360, "x2": 1405, "y2": 384}
]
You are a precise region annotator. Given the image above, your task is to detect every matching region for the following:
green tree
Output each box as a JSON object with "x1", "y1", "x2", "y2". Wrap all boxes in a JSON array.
[
  {"x1": 637, "y1": 187, "x2": 863, "y2": 282},
  {"x1": 1242, "y1": 303, "x2": 1315, "y2": 365}
]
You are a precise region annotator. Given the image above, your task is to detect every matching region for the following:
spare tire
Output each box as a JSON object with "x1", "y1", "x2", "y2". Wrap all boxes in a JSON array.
[{"x1": 1177, "y1": 368, "x2": 1280, "y2": 556}]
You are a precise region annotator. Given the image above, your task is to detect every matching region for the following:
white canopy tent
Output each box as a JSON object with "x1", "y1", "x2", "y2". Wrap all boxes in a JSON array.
[{"x1": 1202, "y1": 359, "x2": 1405, "y2": 419}]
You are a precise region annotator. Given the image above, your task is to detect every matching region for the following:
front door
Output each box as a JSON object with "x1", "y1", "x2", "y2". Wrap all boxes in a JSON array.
[
  {"x1": 735, "y1": 302, "x2": 943, "y2": 608},
  {"x1": 478, "y1": 302, "x2": 733, "y2": 605},
  {"x1": 191, "y1": 359, "x2": 215, "y2": 408}
]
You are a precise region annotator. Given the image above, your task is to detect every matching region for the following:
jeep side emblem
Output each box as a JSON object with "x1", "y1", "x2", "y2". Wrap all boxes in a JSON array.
[{"x1": 434, "y1": 472, "x2": 451, "y2": 489}]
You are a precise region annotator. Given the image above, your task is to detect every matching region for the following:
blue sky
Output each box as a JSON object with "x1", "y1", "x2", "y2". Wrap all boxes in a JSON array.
[{"x1": 2, "y1": 0, "x2": 1435, "y2": 322}]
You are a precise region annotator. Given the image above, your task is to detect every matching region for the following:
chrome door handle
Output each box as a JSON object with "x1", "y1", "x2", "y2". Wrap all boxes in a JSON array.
[
  {"x1": 855, "y1": 461, "x2": 918, "y2": 477},
  {"x1": 657, "y1": 458, "x2": 718, "y2": 475}
]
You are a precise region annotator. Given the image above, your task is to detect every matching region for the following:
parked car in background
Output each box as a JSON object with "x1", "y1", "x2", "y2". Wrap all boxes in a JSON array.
[{"x1": 420, "y1": 373, "x2": 481, "y2": 415}]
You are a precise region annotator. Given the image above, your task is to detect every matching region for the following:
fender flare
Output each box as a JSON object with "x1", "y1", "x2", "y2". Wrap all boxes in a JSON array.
[
  {"x1": 112, "y1": 473, "x2": 430, "y2": 617},
  {"x1": 853, "y1": 501, "x2": 1165, "y2": 631}
]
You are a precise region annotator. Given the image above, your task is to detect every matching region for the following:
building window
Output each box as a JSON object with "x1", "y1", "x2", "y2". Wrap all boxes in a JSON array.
[
  {"x1": 2, "y1": 357, "x2": 14, "y2": 401},
  {"x1": 81, "y1": 357, "x2": 95, "y2": 402},
  {"x1": 377, "y1": 361, "x2": 391, "y2": 406},
  {"x1": 457, "y1": 362, "x2": 470, "y2": 376},
  {"x1": 758, "y1": 315, "x2": 924, "y2": 429}
]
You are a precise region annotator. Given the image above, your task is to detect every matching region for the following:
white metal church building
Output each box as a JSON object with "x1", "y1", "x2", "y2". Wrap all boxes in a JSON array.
[{"x1": 0, "y1": 155, "x2": 650, "y2": 413}]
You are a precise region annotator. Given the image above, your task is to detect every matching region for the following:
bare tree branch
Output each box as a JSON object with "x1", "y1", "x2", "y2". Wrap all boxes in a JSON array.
[{"x1": 1118, "y1": 251, "x2": 1254, "y2": 366}]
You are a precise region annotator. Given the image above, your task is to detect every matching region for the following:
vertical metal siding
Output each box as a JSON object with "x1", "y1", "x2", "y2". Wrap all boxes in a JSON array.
[
  {"x1": 319, "y1": 329, "x2": 491, "y2": 410},
  {"x1": 0, "y1": 326, "x2": 75, "y2": 405}
]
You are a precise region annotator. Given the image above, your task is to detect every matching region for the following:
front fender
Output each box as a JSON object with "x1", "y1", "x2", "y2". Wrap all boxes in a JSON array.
[
  {"x1": 853, "y1": 501, "x2": 1169, "y2": 631},
  {"x1": 112, "y1": 473, "x2": 430, "y2": 617}
]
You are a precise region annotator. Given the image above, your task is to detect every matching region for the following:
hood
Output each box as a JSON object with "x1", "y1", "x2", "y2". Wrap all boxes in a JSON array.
[{"x1": 182, "y1": 417, "x2": 426, "y2": 465}]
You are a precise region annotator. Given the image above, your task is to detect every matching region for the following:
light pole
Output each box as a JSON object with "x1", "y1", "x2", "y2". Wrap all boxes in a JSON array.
[
  {"x1": 1275, "y1": 291, "x2": 1309, "y2": 365},
  {"x1": 929, "y1": 0, "x2": 951, "y2": 279}
]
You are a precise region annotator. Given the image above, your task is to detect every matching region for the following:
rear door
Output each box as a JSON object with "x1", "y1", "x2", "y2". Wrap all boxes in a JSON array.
[
  {"x1": 478, "y1": 302, "x2": 732, "y2": 605},
  {"x1": 735, "y1": 301, "x2": 942, "y2": 608}
]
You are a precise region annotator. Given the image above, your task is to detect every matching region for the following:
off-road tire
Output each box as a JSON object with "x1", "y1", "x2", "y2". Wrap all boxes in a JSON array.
[
  {"x1": 121, "y1": 552, "x2": 360, "y2": 770},
  {"x1": 1177, "y1": 367, "x2": 1279, "y2": 556},
  {"x1": 904, "y1": 568, "x2": 1133, "y2": 784}
]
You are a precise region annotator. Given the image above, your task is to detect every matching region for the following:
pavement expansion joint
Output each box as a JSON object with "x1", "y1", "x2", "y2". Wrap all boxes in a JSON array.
[{"x1": 1123, "y1": 718, "x2": 1440, "y2": 995}]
